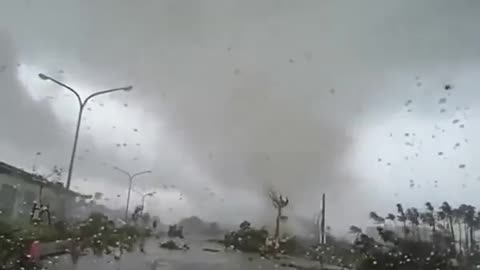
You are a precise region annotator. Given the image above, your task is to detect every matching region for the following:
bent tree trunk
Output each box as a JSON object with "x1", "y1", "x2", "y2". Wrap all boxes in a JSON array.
[{"x1": 274, "y1": 208, "x2": 281, "y2": 239}]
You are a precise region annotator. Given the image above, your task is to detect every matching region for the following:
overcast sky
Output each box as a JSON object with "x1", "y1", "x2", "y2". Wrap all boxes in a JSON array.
[{"x1": 1, "y1": 0, "x2": 480, "y2": 233}]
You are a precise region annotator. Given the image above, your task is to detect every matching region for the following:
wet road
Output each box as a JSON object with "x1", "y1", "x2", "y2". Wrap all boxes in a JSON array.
[{"x1": 43, "y1": 237, "x2": 330, "y2": 270}]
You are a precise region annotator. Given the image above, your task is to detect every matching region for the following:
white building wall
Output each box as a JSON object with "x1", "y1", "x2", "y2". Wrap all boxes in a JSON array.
[{"x1": 0, "y1": 172, "x2": 73, "y2": 223}]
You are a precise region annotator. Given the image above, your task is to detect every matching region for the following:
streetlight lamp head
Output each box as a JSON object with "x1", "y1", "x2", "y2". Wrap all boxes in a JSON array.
[
  {"x1": 38, "y1": 73, "x2": 49, "y2": 80},
  {"x1": 123, "y1": 86, "x2": 133, "y2": 92}
]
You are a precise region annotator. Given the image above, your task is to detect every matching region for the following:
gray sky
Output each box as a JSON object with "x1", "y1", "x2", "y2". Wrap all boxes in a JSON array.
[{"x1": 1, "y1": 0, "x2": 480, "y2": 233}]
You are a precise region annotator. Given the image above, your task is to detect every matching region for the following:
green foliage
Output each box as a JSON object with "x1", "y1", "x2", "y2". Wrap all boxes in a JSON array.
[{"x1": 224, "y1": 221, "x2": 269, "y2": 252}]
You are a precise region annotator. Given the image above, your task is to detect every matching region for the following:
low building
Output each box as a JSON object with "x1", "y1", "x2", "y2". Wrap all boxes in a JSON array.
[{"x1": 0, "y1": 161, "x2": 86, "y2": 224}]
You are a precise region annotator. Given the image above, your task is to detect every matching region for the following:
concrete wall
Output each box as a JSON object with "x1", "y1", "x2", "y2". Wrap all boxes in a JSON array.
[{"x1": 0, "y1": 172, "x2": 74, "y2": 223}]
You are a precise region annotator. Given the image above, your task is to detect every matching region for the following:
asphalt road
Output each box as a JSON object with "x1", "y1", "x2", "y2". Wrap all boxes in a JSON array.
[{"x1": 43, "y1": 238, "x2": 342, "y2": 270}]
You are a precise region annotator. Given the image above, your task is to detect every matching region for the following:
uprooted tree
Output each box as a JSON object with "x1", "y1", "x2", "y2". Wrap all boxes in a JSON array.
[{"x1": 268, "y1": 189, "x2": 289, "y2": 240}]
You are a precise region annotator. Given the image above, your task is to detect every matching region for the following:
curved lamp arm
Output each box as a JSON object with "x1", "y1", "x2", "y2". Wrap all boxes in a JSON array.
[
  {"x1": 132, "y1": 170, "x2": 152, "y2": 179},
  {"x1": 113, "y1": 166, "x2": 132, "y2": 178},
  {"x1": 38, "y1": 73, "x2": 82, "y2": 106},
  {"x1": 84, "y1": 86, "x2": 132, "y2": 104}
]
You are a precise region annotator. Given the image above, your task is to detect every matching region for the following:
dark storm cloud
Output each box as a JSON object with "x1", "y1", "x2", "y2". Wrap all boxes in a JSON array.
[{"x1": 2, "y1": 0, "x2": 480, "y2": 230}]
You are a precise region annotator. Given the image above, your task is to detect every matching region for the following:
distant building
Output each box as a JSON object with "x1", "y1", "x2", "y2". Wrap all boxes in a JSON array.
[{"x1": 0, "y1": 161, "x2": 87, "y2": 223}]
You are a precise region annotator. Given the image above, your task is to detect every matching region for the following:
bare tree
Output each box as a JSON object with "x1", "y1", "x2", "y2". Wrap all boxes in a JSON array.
[{"x1": 268, "y1": 189, "x2": 289, "y2": 239}]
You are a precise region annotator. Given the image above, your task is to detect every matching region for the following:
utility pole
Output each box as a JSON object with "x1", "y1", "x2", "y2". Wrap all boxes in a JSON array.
[
  {"x1": 321, "y1": 193, "x2": 326, "y2": 245},
  {"x1": 319, "y1": 193, "x2": 326, "y2": 270}
]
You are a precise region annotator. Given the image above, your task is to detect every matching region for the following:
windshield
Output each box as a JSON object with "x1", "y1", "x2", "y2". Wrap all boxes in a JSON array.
[{"x1": 0, "y1": 1, "x2": 479, "y2": 270}]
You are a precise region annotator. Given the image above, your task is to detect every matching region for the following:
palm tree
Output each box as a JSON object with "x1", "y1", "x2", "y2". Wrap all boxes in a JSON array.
[
  {"x1": 349, "y1": 225, "x2": 363, "y2": 241},
  {"x1": 406, "y1": 208, "x2": 421, "y2": 241},
  {"x1": 425, "y1": 202, "x2": 436, "y2": 233},
  {"x1": 396, "y1": 203, "x2": 408, "y2": 238},
  {"x1": 420, "y1": 211, "x2": 435, "y2": 240},
  {"x1": 369, "y1": 212, "x2": 385, "y2": 224},
  {"x1": 462, "y1": 205, "x2": 475, "y2": 251},
  {"x1": 453, "y1": 207, "x2": 465, "y2": 253},
  {"x1": 440, "y1": 202, "x2": 455, "y2": 244}
]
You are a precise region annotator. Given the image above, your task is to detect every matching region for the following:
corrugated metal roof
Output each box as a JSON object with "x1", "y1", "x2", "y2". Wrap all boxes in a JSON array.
[{"x1": 0, "y1": 161, "x2": 87, "y2": 198}]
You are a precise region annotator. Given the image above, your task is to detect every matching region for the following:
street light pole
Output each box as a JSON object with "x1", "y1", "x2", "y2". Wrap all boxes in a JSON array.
[
  {"x1": 38, "y1": 73, "x2": 132, "y2": 190},
  {"x1": 113, "y1": 167, "x2": 151, "y2": 222},
  {"x1": 141, "y1": 192, "x2": 156, "y2": 211}
]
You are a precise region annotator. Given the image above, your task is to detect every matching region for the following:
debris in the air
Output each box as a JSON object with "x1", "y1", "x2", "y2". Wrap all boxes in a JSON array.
[
  {"x1": 460, "y1": 124, "x2": 465, "y2": 128},
  {"x1": 58, "y1": 69, "x2": 64, "y2": 74},
  {"x1": 459, "y1": 164, "x2": 466, "y2": 169},
  {"x1": 377, "y1": 158, "x2": 382, "y2": 162},
  {"x1": 454, "y1": 143, "x2": 461, "y2": 149},
  {"x1": 289, "y1": 59, "x2": 294, "y2": 63},
  {"x1": 330, "y1": 88, "x2": 335, "y2": 94},
  {"x1": 123, "y1": 143, "x2": 127, "y2": 147},
  {"x1": 452, "y1": 119, "x2": 460, "y2": 124},
  {"x1": 438, "y1": 98, "x2": 447, "y2": 104},
  {"x1": 124, "y1": 103, "x2": 128, "y2": 107},
  {"x1": 440, "y1": 108, "x2": 446, "y2": 113},
  {"x1": 404, "y1": 100, "x2": 413, "y2": 106},
  {"x1": 438, "y1": 152, "x2": 443, "y2": 156},
  {"x1": 405, "y1": 133, "x2": 410, "y2": 137},
  {"x1": 133, "y1": 128, "x2": 138, "y2": 132},
  {"x1": 444, "y1": 84, "x2": 452, "y2": 90}
]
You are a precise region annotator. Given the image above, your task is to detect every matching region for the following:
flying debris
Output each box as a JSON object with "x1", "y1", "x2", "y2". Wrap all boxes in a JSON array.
[
  {"x1": 329, "y1": 88, "x2": 335, "y2": 94},
  {"x1": 444, "y1": 84, "x2": 452, "y2": 90},
  {"x1": 124, "y1": 103, "x2": 128, "y2": 107},
  {"x1": 404, "y1": 100, "x2": 413, "y2": 106},
  {"x1": 452, "y1": 119, "x2": 460, "y2": 124},
  {"x1": 123, "y1": 143, "x2": 127, "y2": 147},
  {"x1": 454, "y1": 143, "x2": 461, "y2": 149},
  {"x1": 133, "y1": 128, "x2": 138, "y2": 132},
  {"x1": 440, "y1": 108, "x2": 446, "y2": 113},
  {"x1": 438, "y1": 98, "x2": 447, "y2": 104},
  {"x1": 459, "y1": 164, "x2": 466, "y2": 169},
  {"x1": 438, "y1": 152, "x2": 443, "y2": 156},
  {"x1": 459, "y1": 124, "x2": 465, "y2": 128}
]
